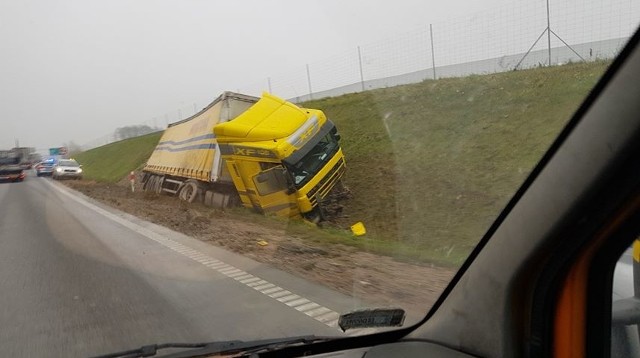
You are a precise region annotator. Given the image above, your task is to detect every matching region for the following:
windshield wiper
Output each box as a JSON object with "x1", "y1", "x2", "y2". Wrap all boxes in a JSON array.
[{"x1": 91, "y1": 335, "x2": 336, "y2": 358}]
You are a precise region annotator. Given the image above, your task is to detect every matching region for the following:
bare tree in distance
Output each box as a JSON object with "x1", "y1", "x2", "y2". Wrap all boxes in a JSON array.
[
  {"x1": 114, "y1": 125, "x2": 161, "y2": 141},
  {"x1": 63, "y1": 141, "x2": 83, "y2": 157}
]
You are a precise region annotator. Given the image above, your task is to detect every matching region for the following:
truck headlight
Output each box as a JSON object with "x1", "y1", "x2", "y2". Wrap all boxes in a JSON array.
[
  {"x1": 77, "y1": 168, "x2": 83, "y2": 173},
  {"x1": 56, "y1": 167, "x2": 63, "y2": 172}
]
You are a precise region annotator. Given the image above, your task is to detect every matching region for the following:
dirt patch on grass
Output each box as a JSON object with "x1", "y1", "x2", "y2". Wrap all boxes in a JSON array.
[{"x1": 62, "y1": 178, "x2": 456, "y2": 318}]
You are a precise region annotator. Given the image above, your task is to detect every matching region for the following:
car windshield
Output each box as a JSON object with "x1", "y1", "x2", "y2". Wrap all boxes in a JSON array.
[
  {"x1": 58, "y1": 160, "x2": 79, "y2": 167},
  {"x1": 1, "y1": 1, "x2": 639, "y2": 357}
]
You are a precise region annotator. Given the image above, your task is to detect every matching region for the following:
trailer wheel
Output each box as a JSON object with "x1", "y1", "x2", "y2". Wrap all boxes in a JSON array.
[
  {"x1": 142, "y1": 175, "x2": 151, "y2": 191},
  {"x1": 154, "y1": 176, "x2": 164, "y2": 194},
  {"x1": 179, "y1": 180, "x2": 199, "y2": 203},
  {"x1": 144, "y1": 175, "x2": 156, "y2": 192}
]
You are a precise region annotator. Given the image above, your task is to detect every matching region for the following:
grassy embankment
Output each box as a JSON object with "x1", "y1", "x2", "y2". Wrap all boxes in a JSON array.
[
  {"x1": 75, "y1": 61, "x2": 610, "y2": 266},
  {"x1": 74, "y1": 132, "x2": 163, "y2": 182}
]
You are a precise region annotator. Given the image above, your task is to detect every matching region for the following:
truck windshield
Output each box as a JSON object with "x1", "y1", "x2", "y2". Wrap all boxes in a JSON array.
[
  {"x1": 286, "y1": 132, "x2": 339, "y2": 188},
  {"x1": 0, "y1": 157, "x2": 18, "y2": 165}
]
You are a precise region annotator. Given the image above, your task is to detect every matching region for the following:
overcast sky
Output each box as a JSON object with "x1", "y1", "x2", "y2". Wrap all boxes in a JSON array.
[
  {"x1": 1, "y1": 0, "x2": 636, "y2": 152},
  {"x1": 0, "y1": 0, "x2": 514, "y2": 151}
]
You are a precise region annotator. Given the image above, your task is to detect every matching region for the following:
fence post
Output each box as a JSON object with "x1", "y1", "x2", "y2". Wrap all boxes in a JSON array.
[
  {"x1": 358, "y1": 46, "x2": 365, "y2": 91},
  {"x1": 306, "y1": 64, "x2": 313, "y2": 100},
  {"x1": 430, "y1": 24, "x2": 437, "y2": 80},
  {"x1": 546, "y1": 0, "x2": 551, "y2": 66}
]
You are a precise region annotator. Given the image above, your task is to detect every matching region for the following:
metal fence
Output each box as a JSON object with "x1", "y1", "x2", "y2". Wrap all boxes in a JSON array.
[
  {"x1": 238, "y1": 0, "x2": 639, "y2": 102},
  {"x1": 82, "y1": 0, "x2": 640, "y2": 150}
]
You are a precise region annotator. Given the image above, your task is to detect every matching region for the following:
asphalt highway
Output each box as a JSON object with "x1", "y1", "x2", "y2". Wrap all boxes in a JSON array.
[{"x1": 0, "y1": 176, "x2": 371, "y2": 357}]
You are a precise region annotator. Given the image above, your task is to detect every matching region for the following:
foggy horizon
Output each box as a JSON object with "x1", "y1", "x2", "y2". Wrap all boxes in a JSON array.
[{"x1": 2, "y1": 0, "x2": 637, "y2": 153}]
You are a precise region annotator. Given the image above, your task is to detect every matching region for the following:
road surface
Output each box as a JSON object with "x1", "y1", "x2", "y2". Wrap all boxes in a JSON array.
[{"x1": 0, "y1": 175, "x2": 373, "y2": 357}]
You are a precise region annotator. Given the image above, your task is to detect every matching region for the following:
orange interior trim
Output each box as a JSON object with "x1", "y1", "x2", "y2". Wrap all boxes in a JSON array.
[
  {"x1": 554, "y1": 248, "x2": 590, "y2": 357},
  {"x1": 554, "y1": 194, "x2": 640, "y2": 357}
]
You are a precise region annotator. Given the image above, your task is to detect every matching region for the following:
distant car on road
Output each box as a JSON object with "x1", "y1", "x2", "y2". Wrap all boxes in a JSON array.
[
  {"x1": 52, "y1": 159, "x2": 83, "y2": 180},
  {"x1": 35, "y1": 158, "x2": 56, "y2": 177}
]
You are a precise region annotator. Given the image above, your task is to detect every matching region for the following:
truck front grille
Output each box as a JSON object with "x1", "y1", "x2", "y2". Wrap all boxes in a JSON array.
[{"x1": 308, "y1": 158, "x2": 345, "y2": 207}]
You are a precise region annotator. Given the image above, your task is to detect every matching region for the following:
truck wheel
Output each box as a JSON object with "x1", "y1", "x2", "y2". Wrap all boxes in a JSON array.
[
  {"x1": 142, "y1": 176, "x2": 149, "y2": 191},
  {"x1": 154, "y1": 176, "x2": 164, "y2": 194},
  {"x1": 146, "y1": 176, "x2": 159, "y2": 194},
  {"x1": 179, "y1": 180, "x2": 199, "y2": 203},
  {"x1": 143, "y1": 175, "x2": 155, "y2": 192},
  {"x1": 143, "y1": 175, "x2": 153, "y2": 192}
]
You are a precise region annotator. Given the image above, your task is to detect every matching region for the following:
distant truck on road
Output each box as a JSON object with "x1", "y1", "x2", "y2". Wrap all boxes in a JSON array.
[
  {"x1": 142, "y1": 92, "x2": 346, "y2": 222},
  {"x1": 6, "y1": 147, "x2": 37, "y2": 169},
  {"x1": 0, "y1": 150, "x2": 25, "y2": 182}
]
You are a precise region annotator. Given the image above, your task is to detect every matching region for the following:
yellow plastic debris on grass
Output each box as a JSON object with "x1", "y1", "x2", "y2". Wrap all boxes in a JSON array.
[
  {"x1": 257, "y1": 240, "x2": 269, "y2": 246},
  {"x1": 351, "y1": 222, "x2": 366, "y2": 236}
]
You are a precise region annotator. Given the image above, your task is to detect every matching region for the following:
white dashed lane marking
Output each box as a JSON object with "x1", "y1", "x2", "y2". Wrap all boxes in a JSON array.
[
  {"x1": 47, "y1": 181, "x2": 375, "y2": 336},
  {"x1": 269, "y1": 290, "x2": 292, "y2": 299},
  {"x1": 261, "y1": 287, "x2": 282, "y2": 295}
]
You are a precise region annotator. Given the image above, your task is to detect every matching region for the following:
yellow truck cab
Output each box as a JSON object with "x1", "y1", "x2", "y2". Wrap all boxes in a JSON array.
[{"x1": 143, "y1": 92, "x2": 345, "y2": 221}]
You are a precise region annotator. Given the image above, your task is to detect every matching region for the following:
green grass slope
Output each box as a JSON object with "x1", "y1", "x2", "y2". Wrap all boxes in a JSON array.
[
  {"x1": 74, "y1": 132, "x2": 162, "y2": 182},
  {"x1": 304, "y1": 60, "x2": 610, "y2": 263},
  {"x1": 75, "y1": 61, "x2": 610, "y2": 265}
]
